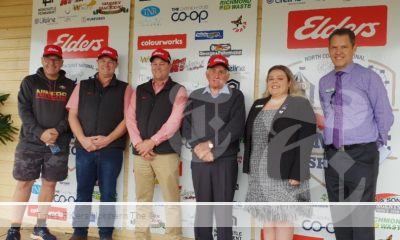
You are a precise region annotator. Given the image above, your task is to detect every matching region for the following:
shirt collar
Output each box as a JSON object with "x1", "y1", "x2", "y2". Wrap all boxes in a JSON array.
[
  {"x1": 336, "y1": 62, "x2": 355, "y2": 75},
  {"x1": 152, "y1": 78, "x2": 169, "y2": 88},
  {"x1": 203, "y1": 84, "x2": 230, "y2": 97}
]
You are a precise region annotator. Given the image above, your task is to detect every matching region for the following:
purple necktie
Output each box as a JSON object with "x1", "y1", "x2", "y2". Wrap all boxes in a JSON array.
[{"x1": 333, "y1": 71, "x2": 344, "y2": 149}]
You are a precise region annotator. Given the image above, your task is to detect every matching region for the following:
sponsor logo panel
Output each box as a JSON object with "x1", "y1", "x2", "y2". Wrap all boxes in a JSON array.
[
  {"x1": 220, "y1": 0, "x2": 251, "y2": 10},
  {"x1": 171, "y1": 5, "x2": 208, "y2": 23},
  {"x1": 141, "y1": 6, "x2": 160, "y2": 17},
  {"x1": 195, "y1": 30, "x2": 224, "y2": 40},
  {"x1": 287, "y1": 5, "x2": 387, "y2": 49},
  {"x1": 47, "y1": 26, "x2": 109, "y2": 59},
  {"x1": 137, "y1": 34, "x2": 187, "y2": 50},
  {"x1": 27, "y1": 205, "x2": 68, "y2": 221}
]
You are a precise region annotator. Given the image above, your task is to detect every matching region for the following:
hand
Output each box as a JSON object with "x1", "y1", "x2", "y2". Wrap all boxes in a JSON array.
[
  {"x1": 201, "y1": 151, "x2": 214, "y2": 162},
  {"x1": 136, "y1": 139, "x2": 156, "y2": 156},
  {"x1": 79, "y1": 136, "x2": 97, "y2": 152},
  {"x1": 40, "y1": 128, "x2": 59, "y2": 145},
  {"x1": 288, "y1": 179, "x2": 300, "y2": 186},
  {"x1": 91, "y1": 135, "x2": 112, "y2": 149},
  {"x1": 143, "y1": 151, "x2": 156, "y2": 161},
  {"x1": 194, "y1": 141, "x2": 212, "y2": 160}
]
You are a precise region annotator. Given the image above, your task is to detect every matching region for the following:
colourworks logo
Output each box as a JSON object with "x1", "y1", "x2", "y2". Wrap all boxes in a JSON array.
[{"x1": 137, "y1": 34, "x2": 187, "y2": 50}]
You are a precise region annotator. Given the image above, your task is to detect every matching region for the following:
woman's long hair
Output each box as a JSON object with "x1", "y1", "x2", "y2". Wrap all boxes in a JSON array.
[{"x1": 263, "y1": 65, "x2": 304, "y2": 98}]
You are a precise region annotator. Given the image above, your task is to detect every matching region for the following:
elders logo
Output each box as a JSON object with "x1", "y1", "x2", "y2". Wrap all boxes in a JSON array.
[
  {"x1": 47, "y1": 26, "x2": 109, "y2": 59},
  {"x1": 287, "y1": 5, "x2": 387, "y2": 49},
  {"x1": 138, "y1": 34, "x2": 187, "y2": 50}
]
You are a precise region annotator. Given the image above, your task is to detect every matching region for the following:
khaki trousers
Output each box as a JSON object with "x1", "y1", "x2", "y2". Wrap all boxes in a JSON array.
[{"x1": 134, "y1": 153, "x2": 182, "y2": 240}]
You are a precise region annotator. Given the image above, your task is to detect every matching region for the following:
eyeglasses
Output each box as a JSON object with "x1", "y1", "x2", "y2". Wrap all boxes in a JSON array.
[{"x1": 43, "y1": 57, "x2": 63, "y2": 64}]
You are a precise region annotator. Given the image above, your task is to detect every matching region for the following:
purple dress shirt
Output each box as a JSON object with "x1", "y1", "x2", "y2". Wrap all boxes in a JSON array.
[{"x1": 319, "y1": 63, "x2": 394, "y2": 146}]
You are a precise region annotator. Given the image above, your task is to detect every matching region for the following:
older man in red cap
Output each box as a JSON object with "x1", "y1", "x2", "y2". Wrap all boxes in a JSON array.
[
  {"x1": 6, "y1": 45, "x2": 75, "y2": 240},
  {"x1": 182, "y1": 54, "x2": 245, "y2": 240},
  {"x1": 126, "y1": 48, "x2": 187, "y2": 240},
  {"x1": 66, "y1": 46, "x2": 132, "y2": 240}
]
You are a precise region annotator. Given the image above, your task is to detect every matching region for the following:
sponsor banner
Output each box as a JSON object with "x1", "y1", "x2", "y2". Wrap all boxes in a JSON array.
[
  {"x1": 137, "y1": 34, "x2": 187, "y2": 50},
  {"x1": 27, "y1": 205, "x2": 68, "y2": 222},
  {"x1": 130, "y1": 1, "x2": 258, "y2": 238},
  {"x1": 29, "y1": 0, "x2": 130, "y2": 227},
  {"x1": 287, "y1": 5, "x2": 387, "y2": 49},
  {"x1": 47, "y1": 26, "x2": 109, "y2": 59},
  {"x1": 260, "y1": 1, "x2": 400, "y2": 239}
]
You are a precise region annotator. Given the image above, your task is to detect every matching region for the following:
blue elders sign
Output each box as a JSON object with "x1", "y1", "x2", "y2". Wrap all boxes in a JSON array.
[{"x1": 141, "y1": 6, "x2": 160, "y2": 17}]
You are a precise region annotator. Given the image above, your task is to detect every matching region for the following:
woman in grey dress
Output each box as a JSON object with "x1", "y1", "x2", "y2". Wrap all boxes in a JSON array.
[{"x1": 243, "y1": 65, "x2": 316, "y2": 240}]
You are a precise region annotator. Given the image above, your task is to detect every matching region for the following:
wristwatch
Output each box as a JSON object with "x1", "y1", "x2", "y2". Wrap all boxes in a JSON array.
[{"x1": 208, "y1": 141, "x2": 214, "y2": 149}]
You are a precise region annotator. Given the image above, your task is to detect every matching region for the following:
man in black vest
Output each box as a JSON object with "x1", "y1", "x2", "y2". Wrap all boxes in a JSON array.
[
  {"x1": 126, "y1": 48, "x2": 187, "y2": 240},
  {"x1": 182, "y1": 55, "x2": 245, "y2": 240},
  {"x1": 67, "y1": 46, "x2": 132, "y2": 240}
]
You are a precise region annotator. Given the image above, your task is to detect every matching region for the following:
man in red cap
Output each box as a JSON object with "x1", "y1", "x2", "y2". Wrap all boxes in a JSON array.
[
  {"x1": 126, "y1": 48, "x2": 187, "y2": 240},
  {"x1": 66, "y1": 46, "x2": 132, "y2": 240},
  {"x1": 6, "y1": 44, "x2": 75, "y2": 240},
  {"x1": 182, "y1": 54, "x2": 245, "y2": 240}
]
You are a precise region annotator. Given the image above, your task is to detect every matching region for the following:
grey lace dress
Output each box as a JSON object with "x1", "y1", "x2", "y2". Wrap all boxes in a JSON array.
[{"x1": 245, "y1": 110, "x2": 312, "y2": 222}]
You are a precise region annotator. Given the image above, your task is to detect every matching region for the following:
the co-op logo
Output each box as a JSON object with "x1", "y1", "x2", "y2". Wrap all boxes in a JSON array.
[
  {"x1": 302, "y1": 220, "x2": 335, "y2": 234},
  {"x1": 141, "y1": 6, "x2": 160, "y2": 17},
  {"x1": 171, "y1": 6, "x2": 208, "y2": 23}
]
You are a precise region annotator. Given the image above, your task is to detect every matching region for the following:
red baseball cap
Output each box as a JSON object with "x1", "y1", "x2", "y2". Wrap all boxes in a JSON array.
[
  {"x1": 207, "y1": 54, "x2": 229, "y2": 70},
  {"x1": 43, "y1": 44, "x2": 63, "y2": 59},
  {"x1": 98, "y1": 46, "x2": 118, "y2": 61},
  {"x1": 150, "y1": 48, "x2": 171, "y2": 63}
]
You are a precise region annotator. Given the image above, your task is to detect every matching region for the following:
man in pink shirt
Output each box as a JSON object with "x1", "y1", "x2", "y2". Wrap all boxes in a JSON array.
[{"x1": 126, "y1": 48, "x2": 187, "y2": 240}]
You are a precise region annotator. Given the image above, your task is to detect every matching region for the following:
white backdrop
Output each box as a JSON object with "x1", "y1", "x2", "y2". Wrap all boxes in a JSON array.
[
  {"x1": 259, "y1": 0, "x2": 399, "y2": 239},
  {"x1": 128, "y1": 0, "x2": 258, "y2": 238},
  {"x1": 28, "y1": 0, "x2": 131, "y2": 229}
]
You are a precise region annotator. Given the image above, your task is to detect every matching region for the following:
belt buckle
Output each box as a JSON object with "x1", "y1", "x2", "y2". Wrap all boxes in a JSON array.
[{"x1": 338, "y1": 146, "x2": 345, "y2": 151}]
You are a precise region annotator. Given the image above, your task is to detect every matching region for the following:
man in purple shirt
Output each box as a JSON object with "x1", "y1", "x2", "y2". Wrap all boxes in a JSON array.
[{"x1": 319, "y1": 28, "x2": 394, "y2": 240}]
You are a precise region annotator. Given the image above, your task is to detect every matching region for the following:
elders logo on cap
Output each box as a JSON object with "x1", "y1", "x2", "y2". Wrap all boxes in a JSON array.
[
  {"x1": 43, "y1": 44, "x2": 63, "y2": 58},
  {"x1": 98, "y1": 46, "x2": 118, "y2": 61},
  {"x1": 207, "y1": 54, "x2": 229, "y2": 70},
  {"x1": 150, "y1": 48, "x2": 171, "y2": 63}
]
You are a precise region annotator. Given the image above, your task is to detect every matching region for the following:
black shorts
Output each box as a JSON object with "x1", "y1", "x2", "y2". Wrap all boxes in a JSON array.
[{"x1": 13, "y1": 149, "x2": 69, "y2": 182}]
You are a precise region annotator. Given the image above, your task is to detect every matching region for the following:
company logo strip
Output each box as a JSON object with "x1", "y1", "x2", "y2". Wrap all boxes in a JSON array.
[
  {"x1": 195, "y1": 30, "x2": 224, "y2": 40},
  {"x1": 47, "y1": 26, "x2": 109, "y2": 59},
  {"x1": 287, "y1": 5, "x2": 387, "y2": 49},
  {"x1": 138, "y1": 34, "x2": 187, "y2": 50}
]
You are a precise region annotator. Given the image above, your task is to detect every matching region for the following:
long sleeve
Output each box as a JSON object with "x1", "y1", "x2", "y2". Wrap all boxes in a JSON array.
[
  {"x1": 290, "y1": 98, "x2": 316, "y2": 181},
  {"x1": 18, "y1": 78, "x2": 44, "y2": 139},
  {"x1": 212, "y1": 91, "x2": 246, "y2": 146},
  {"x1": 125, "y1": 90, "x2": 143, "y2": 146},
  {"x1": 367, "y1": 72, "x2": 394, "y2": 146},
  {"x1": 150, "y1": 87, "x2": 188, "y2": 145}
]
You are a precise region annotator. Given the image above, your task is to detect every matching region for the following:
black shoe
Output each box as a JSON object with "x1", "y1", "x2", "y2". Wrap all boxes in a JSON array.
[
  {"x1": 6, "y1": 228, "x2": 21, "y2": 240},
  {"x1": 30, "y1": 226, "x2": 57, "y2": 240}
]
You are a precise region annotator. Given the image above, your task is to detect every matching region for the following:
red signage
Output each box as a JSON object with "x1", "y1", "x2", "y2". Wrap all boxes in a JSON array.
[
  {"x1": 27, "y1": 205, "x2": 68, "y2": 221},
  {"x1": 137, "y1": 34, "x2": 187, "y2": 50},
  {"x1": 47, "y1": 26, "x2": 109, "y2": 58},
  {"x1": 287, "y1": 5, "x2": 387, "y2": 49}
]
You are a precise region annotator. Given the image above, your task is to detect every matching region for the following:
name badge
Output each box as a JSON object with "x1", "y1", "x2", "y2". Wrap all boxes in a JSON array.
[{"x1": 325, "y1": 88, "x2": 335, "y2": 93}]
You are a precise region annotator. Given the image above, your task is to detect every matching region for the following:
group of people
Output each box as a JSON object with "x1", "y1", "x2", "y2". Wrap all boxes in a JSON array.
[{"x1": 5, "y1": 28, "x2": 393, "y2": 240}]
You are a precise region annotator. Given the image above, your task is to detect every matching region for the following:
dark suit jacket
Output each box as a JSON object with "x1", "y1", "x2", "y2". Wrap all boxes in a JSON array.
[{"x1": 243, "y1": 95, "x2": 316, "y2": 181}]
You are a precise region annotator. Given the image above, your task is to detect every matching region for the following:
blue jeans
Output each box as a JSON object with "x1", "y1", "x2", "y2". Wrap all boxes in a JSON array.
[{"x1": 72, "y1": 148, "x2": 123, "y2": 238}]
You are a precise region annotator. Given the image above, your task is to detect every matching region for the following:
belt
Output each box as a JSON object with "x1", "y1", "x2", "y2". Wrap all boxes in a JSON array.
[{"x1": 326, "y1": 142, "x2": 375, "y2": 152}]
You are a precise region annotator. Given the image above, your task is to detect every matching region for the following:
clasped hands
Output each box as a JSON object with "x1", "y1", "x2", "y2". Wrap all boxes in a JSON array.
[
  {"x1": 135, "y1": 139, "x2": 156, "y2": 160},
  {"x1": 194, "y1": 141, "x2": 214, "y2": 162},
  {"x1": 80, "y1": 135, "x2": 112, "y2": 152}
]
